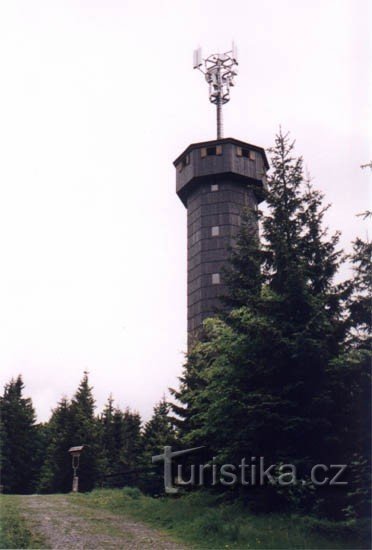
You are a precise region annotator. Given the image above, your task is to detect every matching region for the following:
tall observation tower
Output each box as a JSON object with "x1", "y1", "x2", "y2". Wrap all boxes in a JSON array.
[{"x1": 174, "y1": 44, "x2": 269, "y2": 342}]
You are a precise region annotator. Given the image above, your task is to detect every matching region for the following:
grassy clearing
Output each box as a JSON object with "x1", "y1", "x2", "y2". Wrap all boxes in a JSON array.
[
  {"x1": 70, "y1": 488, "x2": 371, "y2": 549},
  {"x1": 0, "y1": 495, "x2": 46, "y2": 549}
]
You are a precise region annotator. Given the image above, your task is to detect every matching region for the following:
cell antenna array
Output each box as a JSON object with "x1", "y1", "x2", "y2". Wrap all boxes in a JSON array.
[{"x1": 193, "y1": 43, "x2": 238, "y2": 139}]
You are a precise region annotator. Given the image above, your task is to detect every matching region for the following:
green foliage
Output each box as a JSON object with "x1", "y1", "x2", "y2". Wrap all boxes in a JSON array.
[
  {"x1": 142, "y1": 398, "x2": 177, "y2": 454},
  {"x1": 0, "y1": 495, "x2": 46, "y2": 548},
  {"x1": 347, "y1": 236, "x2": 372, "y2": 346},
  {"x1": 171, "y1": 129, "x2": 368, "y2": 518},
  {"x1": 121, "y1": 486, "x2": 142, "y2": 499},
  {"x1": 0, "y1": 376, "x2": 43, "y2": 494},
  {"x1": 191, "y1": 509, "x2": 241, "y2": 542},
  {"x1": 69, "y1": 372, "x2": 104, "y2": 491},
  {"x1": 70, "y1": 488, "x2": 371, "y2": 549},
  {"x1": 221, "y1": 207, "x2": 263, "y2": 310},
  {"x1": 38, "y1": 397, "x2": 74, "y2": 493},
  {"x1": 139, "y1": 398, "x2": 178, "y2": 494},
  {"x1": 99, "y1": 397, "x2": 143, "y2": 489},
  {"x1": 38, "y1": 372, "x2": 105, "y2": 493}
]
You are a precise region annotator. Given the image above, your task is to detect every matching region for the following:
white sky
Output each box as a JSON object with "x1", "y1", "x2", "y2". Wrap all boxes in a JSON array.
[{"x1": 0, "y1": 0, "x2": 370, "y2": 423}]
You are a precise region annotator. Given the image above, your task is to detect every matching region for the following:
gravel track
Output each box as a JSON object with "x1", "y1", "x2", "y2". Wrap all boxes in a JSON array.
[{"x1": 19, "y1": 495, "x2": 185, "y2": 549}]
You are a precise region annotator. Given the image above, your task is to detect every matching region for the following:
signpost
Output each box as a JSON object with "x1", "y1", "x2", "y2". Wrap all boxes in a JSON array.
[{"x1": 68, "y1": 445, "x2": 85, "y2": 493}]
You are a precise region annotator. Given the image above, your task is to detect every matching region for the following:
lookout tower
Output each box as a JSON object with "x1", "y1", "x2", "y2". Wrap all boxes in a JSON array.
[{"x1": 175, "y1": 45, "x2": 269, "y2": 340}]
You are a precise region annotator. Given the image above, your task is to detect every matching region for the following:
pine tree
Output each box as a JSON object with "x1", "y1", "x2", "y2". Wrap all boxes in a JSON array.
[{"x1": 0, "y1": 375, "x2": 41, "y2": 493}]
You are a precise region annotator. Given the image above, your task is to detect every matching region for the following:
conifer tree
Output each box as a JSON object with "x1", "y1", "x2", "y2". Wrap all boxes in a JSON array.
[
  {"x1": 347, "y1": 234, "x2": 372, "y2": 347},
  {"x1": 99, "y1": 394, "x2": 116, "y2": 481},
  {"x1": 69, "y1": 372, "x2": 103, "y2": 491},
  {"x1": 39, "y1": 372, "x2": 104, "y2": 492},
  {"x1": 170, "y1": 326, "x2": 227, "y2": 448},
  {"x1": 142, "y1": 398, "x2": 176, "y2": 454},
  {"x1": 221, "y1": 208, "x2": 263, "y2": 310},
  {"x1": 101, "y1": 395, "x2": 115, "y2": 457},
  {"x1": 99, "y1": 398, "x2": 143, "y2": 487},
  {"x1": 38, "y1": 397, "x2": 74, "y2": 493},
  {"x1": 171, "y1": 130, "x2": 350, "y2": 513},
  {"x1": 325, "y1": 228, "x2": 372, "y2": 518},
  {"x1": 140, "y1": 398, "x2": 177, "y2": 494},
  {"x1": 0, "y1": 375, "x2": 41, "y2": 493},
  {"x1": 111, "y1": 407, "x2": 125, "y2": 462},
  {"x1": 119, "y1": 408, "x2": 142, "y2": 474}
]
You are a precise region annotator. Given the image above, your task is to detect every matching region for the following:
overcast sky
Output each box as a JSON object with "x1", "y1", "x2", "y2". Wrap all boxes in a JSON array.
[{"x1": 0, "y1": 0, "x2": 370, "y2": 423}]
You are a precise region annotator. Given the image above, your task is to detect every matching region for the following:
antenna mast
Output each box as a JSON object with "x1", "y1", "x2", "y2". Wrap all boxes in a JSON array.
[{"x1": 193, "y1": 43, "x2": 238, "y2": 140}]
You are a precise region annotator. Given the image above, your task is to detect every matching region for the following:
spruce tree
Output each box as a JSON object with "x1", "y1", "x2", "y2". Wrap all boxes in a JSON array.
[
  {"x1": 100, "y1": 400, "x2": 143, "y2": 488},
  {"x1": 347, "y1": 234, "x2": 372, "y2": 347},
  {"x1": 142, "y1": 398, "x2": 177, "y2": 454},
  {"x1": 171, "y1": 130, "x2": 349, "y2": 513},
  {"x1": 0, "y1": 375, "x2": 41, "y2": 493},
  {"x1": 221, "y1": 208, "x2": 263, "y2": 310},
  {"x1": 39, "y1": 372, "x2": 104, "y2": 492},
  {"x1": 100, "y1": 394, "x2": 116, "y2": 482},
  {"x1": 119, "y1": 408, "x2": 142, "y2": 479},
  {"x1": 140, "y1": 398, "x2": 178, "y2": 494},
  {"x1": 325, "y1": 228, "x2": 372, "y2": 518},
  {"x1": 101, "y1": 395, "x2": 115, "y2": 457},
  {"x1": 38, "y1": 397, "x2": 74, "y2": 493},
  {"x1": 69, "y1": 372, "x2": 103, "y2": 491},
  {"x1": 170, "y1": 344, "x2": 212, "y2": 446}
]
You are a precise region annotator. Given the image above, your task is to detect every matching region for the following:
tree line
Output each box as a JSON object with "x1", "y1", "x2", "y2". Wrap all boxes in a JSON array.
[
  {"x1": 0, "y1": 131, "x2": 370, "y2": 519},
  {"x1": 171, "y1": 131, "x2": 371, "y2": 519},
  {"x1": 0, "y1": 372, "x2": 176, "y2": 496}
]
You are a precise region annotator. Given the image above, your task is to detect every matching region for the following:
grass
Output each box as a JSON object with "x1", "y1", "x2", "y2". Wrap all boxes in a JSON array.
[
  {"x1": 0, "y1": 495, "x2": 46, "y2": 549},
  {"x1": 70, "y1": 488, "x2": 371, "y2": 549}
]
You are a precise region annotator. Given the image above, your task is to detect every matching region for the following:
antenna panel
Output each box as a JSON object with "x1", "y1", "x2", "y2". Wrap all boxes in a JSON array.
[
  {"x1": 232, "y1": 41, "x2": 238, "y2": 63},
  {"x1": 193, "y1": 47, "x2": 202, "y2": 69}
]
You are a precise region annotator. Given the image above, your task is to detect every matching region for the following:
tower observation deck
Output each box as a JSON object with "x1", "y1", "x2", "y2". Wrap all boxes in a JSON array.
[{"x1": 175, "y1": 46, "x2": 269, "y2": 342}]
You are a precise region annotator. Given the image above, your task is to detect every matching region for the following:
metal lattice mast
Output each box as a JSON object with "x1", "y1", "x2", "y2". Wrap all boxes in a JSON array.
[{"x1": 193, "y1": 43, "x2": 238, "y2": 139}]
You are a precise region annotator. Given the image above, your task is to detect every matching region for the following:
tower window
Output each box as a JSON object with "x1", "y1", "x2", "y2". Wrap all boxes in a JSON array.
[
  {"x1": 236, "y1": 146, "x2": 256, "y2": 160},
  {"x1": 211, "y1": 226, "x2": 220, "y2": 237},
  {"x1": 211, "y1": 183, "x2": 219, "y2": 192},
  {"x1": 212, "y1": 273, "x2": 220, "y2": 285},
  {"x1": 201, "y1": 145, "x2": 222, "y2": 157},
  {"x1": 183, "y1": 154, "x2": 190, "y2": 166},
  {"x1": 178, "y1": 154, "x2": 190, "y2": 172}
]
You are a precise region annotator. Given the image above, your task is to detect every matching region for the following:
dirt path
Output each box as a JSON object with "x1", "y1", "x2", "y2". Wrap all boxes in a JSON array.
[{"x1": 19, "y1": 495, "x2": 186, "y2": 549}]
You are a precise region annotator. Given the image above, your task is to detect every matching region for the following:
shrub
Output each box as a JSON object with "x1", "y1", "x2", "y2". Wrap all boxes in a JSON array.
[
  {"x1": 191, "y1": 509, "x2": 241, "y2": 542},
  {"x1": 122, "y1": 486, "x2": 142, "y2": 499}
]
